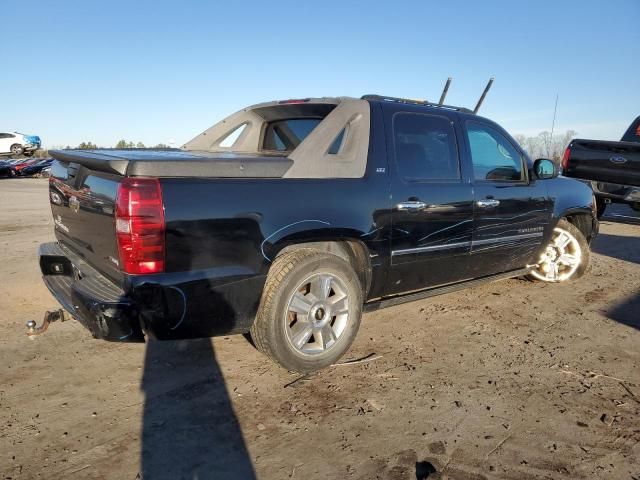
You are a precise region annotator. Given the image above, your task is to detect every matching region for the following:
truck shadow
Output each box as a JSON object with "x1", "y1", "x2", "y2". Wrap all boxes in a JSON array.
[
  {"x1": 606, "y1": 292, "x2": 640, "y2": 331},
  {"x1": 591, "y1": 233, "x2": 640, "y2": 265},
  {"x1": 141, "y1": 338, "x2": 256, "y2": 479}
]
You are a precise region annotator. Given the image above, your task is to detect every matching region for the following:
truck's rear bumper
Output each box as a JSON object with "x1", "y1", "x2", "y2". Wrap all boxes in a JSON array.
[
  {"x1": 590, "y1": 180, "x2": 640, "y2": 204},
  {"x1": 39, "y1": 242, "x2": 265, "y2": 342},
  {"x1": 39, "y1": 242, "x2": 144, "y2": 342}
]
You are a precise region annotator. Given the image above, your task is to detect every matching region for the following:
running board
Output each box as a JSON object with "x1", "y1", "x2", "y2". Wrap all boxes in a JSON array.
[{"x1": 363, "y1": 268, "x2": 531, "y2": 312}]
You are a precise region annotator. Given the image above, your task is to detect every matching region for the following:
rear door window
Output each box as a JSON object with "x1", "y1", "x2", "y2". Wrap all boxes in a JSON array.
[{"x1": 393, "y1": 113, "x2": 460, "y2": 181}]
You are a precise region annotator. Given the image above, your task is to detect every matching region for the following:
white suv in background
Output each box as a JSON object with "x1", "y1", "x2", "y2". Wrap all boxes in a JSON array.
[{"x1": 0, "y1": 132, "x2": 41, "y2": 156}]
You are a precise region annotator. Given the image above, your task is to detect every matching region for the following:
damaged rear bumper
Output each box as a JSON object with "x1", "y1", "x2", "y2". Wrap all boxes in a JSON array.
[
  {"x1": 39, "y1": 242, "x2": 265, "y2": 342},
  {"x1": 39, "y1": 242, "x2": 144, "y2": 342}
]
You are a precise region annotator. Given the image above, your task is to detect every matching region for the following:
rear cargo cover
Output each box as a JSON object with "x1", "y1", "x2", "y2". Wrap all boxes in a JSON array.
[{"x1": 49, "y1": 149, "x2": 293, "y2": 178}]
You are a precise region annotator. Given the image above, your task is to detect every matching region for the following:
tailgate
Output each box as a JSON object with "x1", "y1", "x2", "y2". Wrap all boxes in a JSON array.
[
  {"x1": 47, "y1": 147, "x2": 293, "y2": 283},
  {"x1": 565, "y1": 139, "x2": 640, "y2": 187},
  {"x1": 49, "y1": 159, "x2": 124, "y2": 284}
]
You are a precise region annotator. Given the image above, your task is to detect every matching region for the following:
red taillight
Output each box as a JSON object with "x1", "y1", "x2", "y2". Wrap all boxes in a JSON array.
[
  {"x1": 277, "y1": 98, "x2": 310, "y2": 104},
  {"x1": 561, "y1": 146, "x2": 571, "y2": 171},
  {"x1": 115, "y1": 177, "x2": 165, "y2": 274}
]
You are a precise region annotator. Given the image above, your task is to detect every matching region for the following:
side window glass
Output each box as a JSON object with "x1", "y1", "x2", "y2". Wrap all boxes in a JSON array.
[
  {"x1": 466, "y1": 122, "x2": 524, "y2": 181},
  {"x1": 393, "y1": 113, "x2": 460, "y2": 181}
]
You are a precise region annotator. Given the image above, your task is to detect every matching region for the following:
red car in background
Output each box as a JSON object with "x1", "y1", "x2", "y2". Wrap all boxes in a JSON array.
[{"x1": 12, "y1": 158, "x2": 39, "y2": 173}]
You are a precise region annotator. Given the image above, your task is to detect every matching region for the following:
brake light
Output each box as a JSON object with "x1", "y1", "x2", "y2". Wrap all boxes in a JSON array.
[
  {"x1": 561, "y1": 147, "x2": 571, "y2": 171},
  {"x1": 277, "y1": 98, "x2": 310, "y2": 104},
  {"x1": 115, "y1": 178, "x2": 165, "y2": 274}
]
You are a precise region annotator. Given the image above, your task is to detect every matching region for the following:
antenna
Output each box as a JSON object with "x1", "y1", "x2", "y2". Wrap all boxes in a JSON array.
[
  {"x1": 549, "y1": 93, "x2": 559, "y2": 157},
  {"x1": 438, "y1": 77, "x2": 452, "y2": 105},
  {"x1": 473, "y1": 77, "x2": 494, "y2": 114}
]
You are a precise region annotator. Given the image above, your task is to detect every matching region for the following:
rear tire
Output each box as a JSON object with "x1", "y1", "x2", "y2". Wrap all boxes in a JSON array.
[
  {"x1": 631, "y1": 202, "x2": 640, "y2": 212},
  {"x1": 528, "y1": 218, "x2": 590, "y2": 283},
  {"x1": 250, "y1": 248, "x2": 363, "y2": 373},
  {"x1": 10, "y1": 144, "x2": 23, "y2": 156}
]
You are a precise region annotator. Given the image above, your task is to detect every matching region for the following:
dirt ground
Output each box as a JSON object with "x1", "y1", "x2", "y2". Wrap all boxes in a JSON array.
[{"x1": 1, "y1": 178, "x2": 638, "y2": 480}]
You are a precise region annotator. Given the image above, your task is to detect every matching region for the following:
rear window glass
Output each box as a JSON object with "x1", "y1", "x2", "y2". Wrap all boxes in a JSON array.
[{"x1": 263, "y1": 119, "x2": 322, "y2": 152}]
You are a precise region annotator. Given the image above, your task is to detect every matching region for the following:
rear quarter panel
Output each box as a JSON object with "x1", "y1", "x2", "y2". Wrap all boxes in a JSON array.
[{"x1": 130, "y1": 174, "x2": 391, "y2": 339}]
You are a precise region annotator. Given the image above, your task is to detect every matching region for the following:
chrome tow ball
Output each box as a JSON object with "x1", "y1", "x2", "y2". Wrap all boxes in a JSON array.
[{"x1": 26, "y1": 309, "x2": 68, "y2": 336}]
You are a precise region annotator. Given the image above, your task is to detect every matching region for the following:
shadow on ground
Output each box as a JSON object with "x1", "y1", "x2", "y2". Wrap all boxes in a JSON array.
[
  {"x1": 141, "y1": 338, "x2": 256, "y2": 479},
  {"x1": 607, "y1": 292, "x2": 640, "y2": 331},
  {"x1": 592, "y1": 233, "x2": 640, "y2": 264}
]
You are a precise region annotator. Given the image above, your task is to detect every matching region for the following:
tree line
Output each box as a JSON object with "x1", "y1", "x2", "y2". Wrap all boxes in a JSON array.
[
  {"x1": 67, "y1": 140, "x2": 171, "y2": 149},
  {"x1": 513, "y1": 130, "x2": 577, "y2": 163}
]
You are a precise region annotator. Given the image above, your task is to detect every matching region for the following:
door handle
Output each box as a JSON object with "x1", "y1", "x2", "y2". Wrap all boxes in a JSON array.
[
  {"x1": 476, "y1": 199, "x2": 500, "y2": 208},
  {"x1": 396, "y1": 201, "x2": 428, "y2": 211}
]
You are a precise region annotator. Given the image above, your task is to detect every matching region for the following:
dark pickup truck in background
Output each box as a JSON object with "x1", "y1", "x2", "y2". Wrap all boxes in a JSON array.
[
  {"x1": 37, "y1": 96, "x2": 598, "y2": 372},
  {"x1": 562, "y1": 116, "x2": 640, "y2": 217}
]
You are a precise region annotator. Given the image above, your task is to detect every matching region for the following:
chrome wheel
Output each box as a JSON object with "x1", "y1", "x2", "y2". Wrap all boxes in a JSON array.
[
  {"x1": 530, "y1": 227, "x2": 582, "y2": 282},
  {"x1": 284, "y1": 272, "x2": 350, "y2": 355}
]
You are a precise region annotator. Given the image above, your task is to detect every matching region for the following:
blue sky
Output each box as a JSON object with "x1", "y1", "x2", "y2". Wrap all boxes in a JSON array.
[{"x1": 2, "y1": 0, "x2": 638, "y2": 148}]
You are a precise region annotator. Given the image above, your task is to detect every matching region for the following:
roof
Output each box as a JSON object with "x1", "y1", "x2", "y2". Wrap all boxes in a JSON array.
[{"x1": 361, "y1": 94, "x2": 474, "y2": 114}]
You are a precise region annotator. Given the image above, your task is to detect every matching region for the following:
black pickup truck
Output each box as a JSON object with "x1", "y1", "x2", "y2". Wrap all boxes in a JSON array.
[
  {"x1": 37, "y1": 96, "x2": 598, "y2": 372},
  {"x1": 562, "y1": 116, "x2": 640, "y2": 217}
]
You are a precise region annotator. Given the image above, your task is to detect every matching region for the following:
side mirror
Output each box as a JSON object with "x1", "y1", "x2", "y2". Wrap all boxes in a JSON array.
[{"x1": 533, "y1": 158, "x2": 558, "y2": 180}]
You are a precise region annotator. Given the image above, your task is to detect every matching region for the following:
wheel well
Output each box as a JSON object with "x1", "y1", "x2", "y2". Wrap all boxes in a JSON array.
[
  {"x1": 275, "y1": 240, "x2": 372, "y2": 296},
  {"x1": 563, "y1": 213, "x2": 593, "y2": 242}
]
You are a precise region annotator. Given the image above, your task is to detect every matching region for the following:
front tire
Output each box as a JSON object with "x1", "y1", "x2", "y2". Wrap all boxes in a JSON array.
[
  {"x1": 250, "y1": 248, "x2": 363, "y2": 373},
  {"x1": 631, "y1": 202, "x2": 640, "y2": 212},
  {"x1": 528, "y1": 219, "x2": 590, "y2": 283}
]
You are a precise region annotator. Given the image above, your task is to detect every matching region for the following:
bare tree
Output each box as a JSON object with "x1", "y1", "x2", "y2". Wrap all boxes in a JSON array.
[{"x1": 514, "y1": 130, "x2": 578, "y2": 162}]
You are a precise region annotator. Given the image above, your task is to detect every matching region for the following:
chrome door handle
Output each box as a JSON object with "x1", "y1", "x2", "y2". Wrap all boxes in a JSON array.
[
  {"x1": 396, "y1": 201, "x2": 428, "y2": 211},
  {"x1": 476, "y1": 199, "x2": 500, "y2": 208}
]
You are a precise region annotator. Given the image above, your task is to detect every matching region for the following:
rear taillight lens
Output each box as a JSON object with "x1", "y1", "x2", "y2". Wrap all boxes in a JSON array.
[
  {"x1": 561, "y1": 146, "x2": 571, "y2": 171},
  {"x1": 115, "y1": 178, "x2": 165, "y2": 274}
]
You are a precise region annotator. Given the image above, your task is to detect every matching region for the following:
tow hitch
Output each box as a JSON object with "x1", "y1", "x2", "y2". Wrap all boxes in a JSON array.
[{"x1": 26, "y1": 309, "x2": 68, "y2": 336}]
